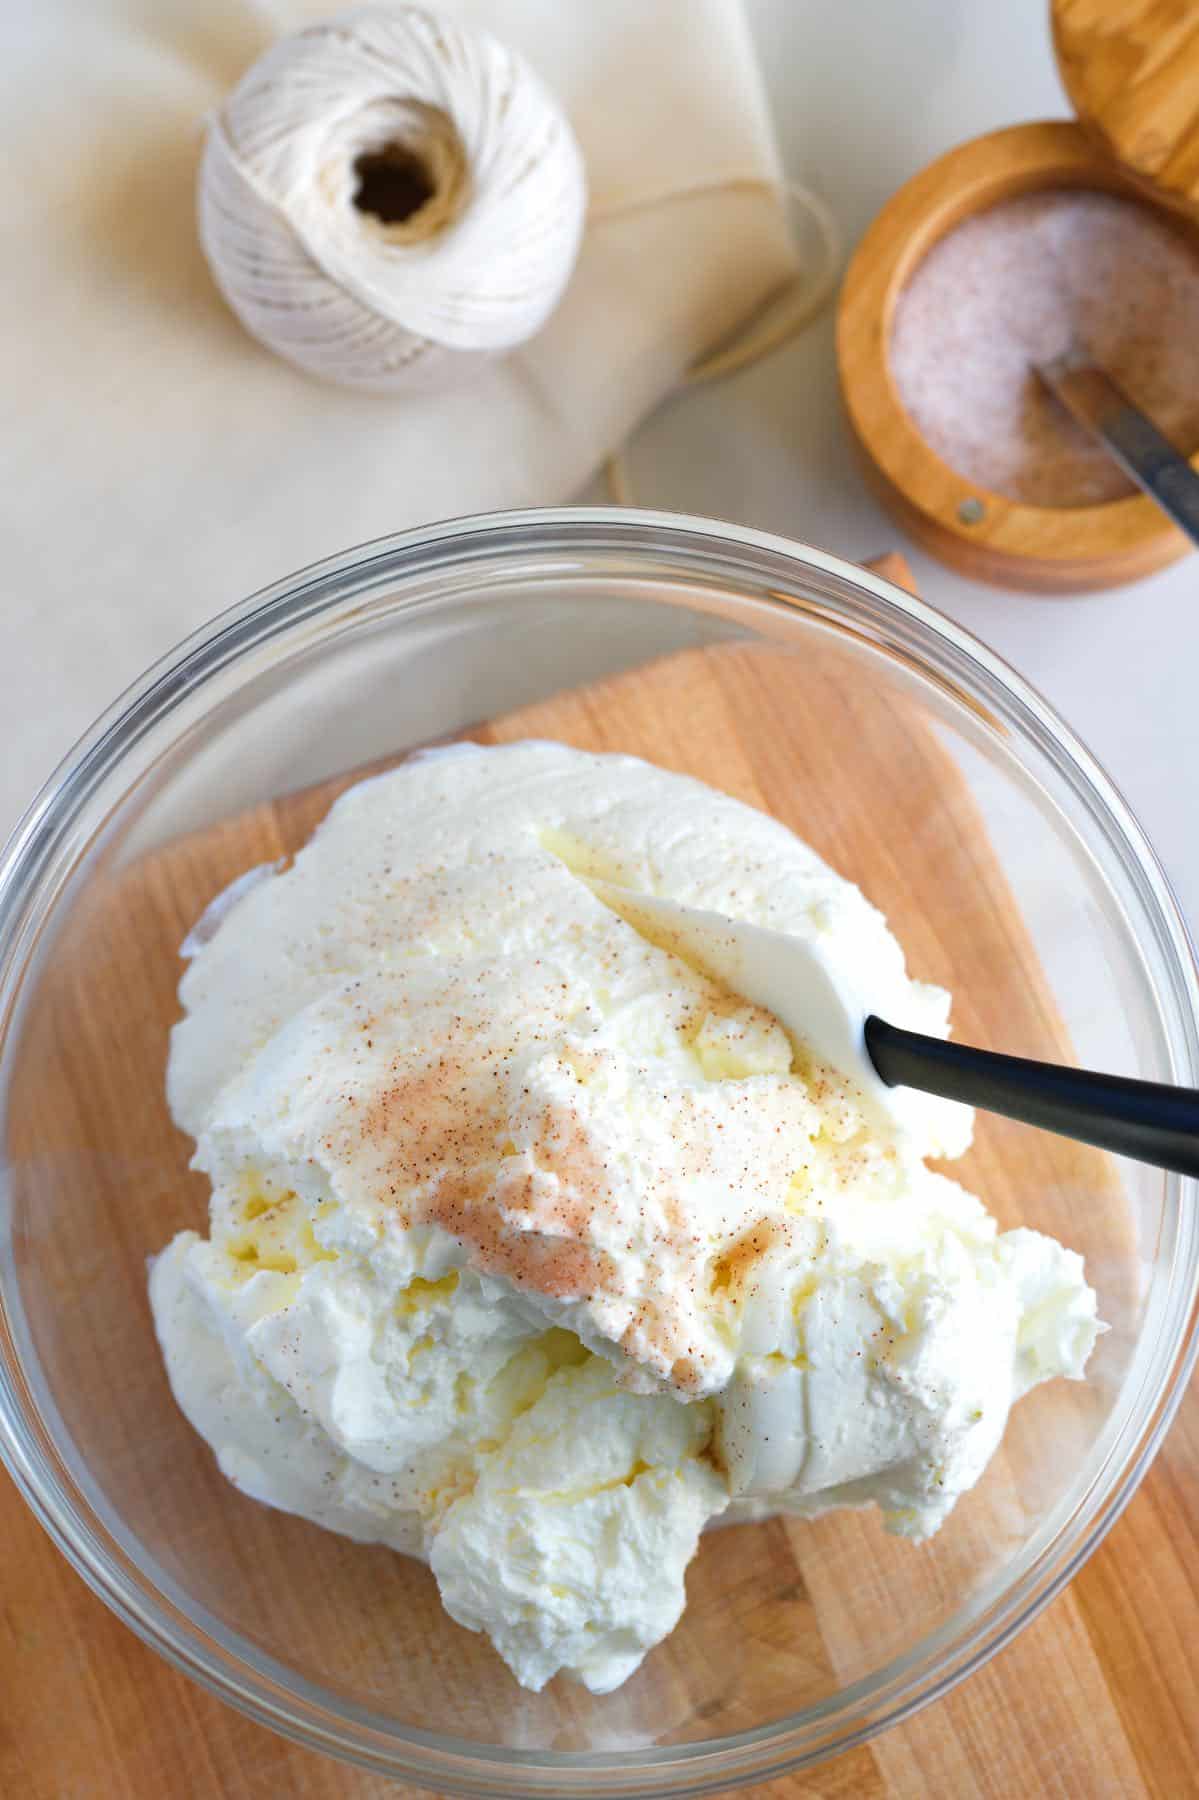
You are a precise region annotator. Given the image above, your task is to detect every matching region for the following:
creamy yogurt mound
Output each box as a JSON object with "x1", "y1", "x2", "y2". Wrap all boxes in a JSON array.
[{"x1": 150, "y1": 741, "x2": 1102, "y2": 1693}]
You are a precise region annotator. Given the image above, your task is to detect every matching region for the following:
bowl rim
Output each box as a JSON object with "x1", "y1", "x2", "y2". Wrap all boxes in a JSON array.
[{"x1": 1, "y1": 504, "x2": 1196, "y2": 1795}]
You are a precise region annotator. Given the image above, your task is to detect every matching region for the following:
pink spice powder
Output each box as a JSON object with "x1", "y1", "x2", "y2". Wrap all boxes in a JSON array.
[{"x1": 889, "y1": 189, "x2": 1199, "y2": 507}]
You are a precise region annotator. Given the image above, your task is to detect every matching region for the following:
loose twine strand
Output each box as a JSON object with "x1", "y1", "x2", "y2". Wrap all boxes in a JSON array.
[{"x1": 604, "y1": 181, "x2": 843, "y2": 505}]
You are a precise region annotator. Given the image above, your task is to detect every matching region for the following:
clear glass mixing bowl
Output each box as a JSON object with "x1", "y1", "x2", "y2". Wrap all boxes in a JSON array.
[{"x1": 0, "y1": 509, "x2": 1196, "y2": 1796}]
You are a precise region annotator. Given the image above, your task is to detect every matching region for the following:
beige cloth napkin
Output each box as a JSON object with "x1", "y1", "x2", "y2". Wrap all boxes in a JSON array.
[{"x1": 2, "y1": 0, "x2": 796, "y2": 830}]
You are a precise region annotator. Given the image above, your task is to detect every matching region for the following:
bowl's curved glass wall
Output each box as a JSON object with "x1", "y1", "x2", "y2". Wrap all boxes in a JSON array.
[{"x1": 0, "y1": 513, "x2": 1194, "y2": 1795}]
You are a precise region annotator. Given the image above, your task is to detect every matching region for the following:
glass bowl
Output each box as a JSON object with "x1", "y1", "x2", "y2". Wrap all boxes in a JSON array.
[{"x1": 0, "y1": 508, "x2": 1196, "y2": 1797}]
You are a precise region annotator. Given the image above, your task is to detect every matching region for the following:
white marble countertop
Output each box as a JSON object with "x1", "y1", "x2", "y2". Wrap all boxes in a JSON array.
[{"x1": 584, "y1": 0, "x2": 1199, "y2": 934}]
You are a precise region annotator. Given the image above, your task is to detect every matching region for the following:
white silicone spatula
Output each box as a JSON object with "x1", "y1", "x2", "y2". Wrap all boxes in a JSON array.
[{"x1": 588, "y1": 880, "x2": 1199, "y2": 1176}]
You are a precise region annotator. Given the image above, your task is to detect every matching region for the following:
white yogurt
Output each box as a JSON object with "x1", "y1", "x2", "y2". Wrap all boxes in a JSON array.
[{"x1": 151, "y1": 743, "x2": 1101, "y2": 1691}]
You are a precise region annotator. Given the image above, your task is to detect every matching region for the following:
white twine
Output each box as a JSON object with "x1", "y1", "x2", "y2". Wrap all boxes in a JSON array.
[{"x1": 199, "y1": 4, "x2": 587, "y2": 392}]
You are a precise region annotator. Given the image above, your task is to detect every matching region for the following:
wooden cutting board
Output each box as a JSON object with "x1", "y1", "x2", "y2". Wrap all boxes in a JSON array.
[{"x1": 2, "y1": 555, "x2": 1196, "y2": 1799}]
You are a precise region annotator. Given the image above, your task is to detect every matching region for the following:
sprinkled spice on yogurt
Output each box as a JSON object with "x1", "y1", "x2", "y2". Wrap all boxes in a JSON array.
[
  {"x1": 890, "y1": 189, "x2": 1199, "y2": 507},
  {"x1": 149, "y1": 742, "x2": 1102, "y2": 1693}
]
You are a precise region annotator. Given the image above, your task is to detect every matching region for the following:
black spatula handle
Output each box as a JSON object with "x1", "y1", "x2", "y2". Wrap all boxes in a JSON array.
[{"x1": 865, "y1": 1015, "x2": 1199, "y2": 1178}]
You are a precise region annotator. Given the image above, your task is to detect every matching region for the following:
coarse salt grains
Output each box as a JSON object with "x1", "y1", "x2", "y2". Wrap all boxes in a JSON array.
[{"x1": 889, "y1": 189, "x2": 1199, "y2": 507}]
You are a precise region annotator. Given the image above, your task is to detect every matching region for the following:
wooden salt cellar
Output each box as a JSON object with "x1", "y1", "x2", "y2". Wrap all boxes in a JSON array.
[{"x1": 837, "y1": 2, "x2": 1199, "y2": 593}]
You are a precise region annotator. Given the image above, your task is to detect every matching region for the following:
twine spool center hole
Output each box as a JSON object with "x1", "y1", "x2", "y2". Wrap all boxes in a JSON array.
[{"x1": 353, "y1": 142, "x2": 437, "y2": 225}]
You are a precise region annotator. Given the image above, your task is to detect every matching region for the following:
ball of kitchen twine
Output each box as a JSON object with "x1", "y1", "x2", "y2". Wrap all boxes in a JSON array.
[{"x1": 198, "y1": 4, "x2": 587, "y2": 392}]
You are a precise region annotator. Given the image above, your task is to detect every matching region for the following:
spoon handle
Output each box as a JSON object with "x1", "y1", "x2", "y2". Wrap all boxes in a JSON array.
[
  {"x1": 1033, "y1": 352, "x2": 1199, "y2": 548},
  {"x1": 864, "y1": 1015, "x2": 1199, "y2": 1177}
]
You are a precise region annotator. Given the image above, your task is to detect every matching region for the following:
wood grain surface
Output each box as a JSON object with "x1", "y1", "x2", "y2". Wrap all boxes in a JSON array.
[
  {"x1": 2, "y1": 554, "x2": 1196, "y2": 1798},
  {"x1": 1053, "y1": 0, "x2": 1199, "y2": 222}
]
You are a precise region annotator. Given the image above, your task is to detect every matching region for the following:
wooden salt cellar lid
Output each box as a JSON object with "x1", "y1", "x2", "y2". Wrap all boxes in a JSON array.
[{"x1": 1053, "y1": 0, "x2": 1199, "y2": 222}]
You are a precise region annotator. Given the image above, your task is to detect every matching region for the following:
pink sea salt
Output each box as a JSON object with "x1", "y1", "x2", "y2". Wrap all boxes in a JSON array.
[{"x1": 889, "y1": 189, "x2": 1199, "y2": 507}]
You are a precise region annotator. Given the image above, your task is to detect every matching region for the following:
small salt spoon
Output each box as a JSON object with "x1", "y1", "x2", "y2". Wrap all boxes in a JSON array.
[
  {"x1": 1034, "y1": 348, "x2": 1199, "y2": 547},
  {"x1": 588, "y1": 880, "x2": 1199, "y2": 1177}
]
